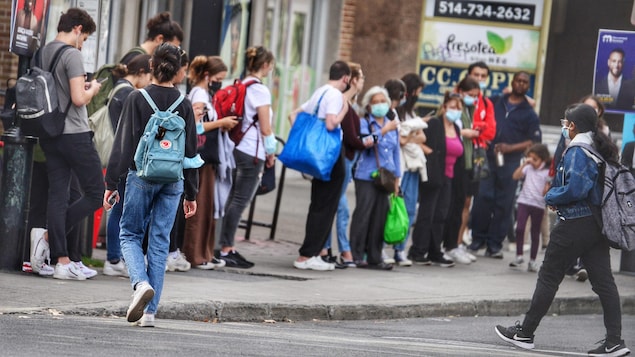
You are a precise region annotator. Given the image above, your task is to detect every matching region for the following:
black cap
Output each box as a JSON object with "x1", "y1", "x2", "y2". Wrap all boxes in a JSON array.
[{"x1": 565, "y1": 103, "x2": 598, "y2": 133}]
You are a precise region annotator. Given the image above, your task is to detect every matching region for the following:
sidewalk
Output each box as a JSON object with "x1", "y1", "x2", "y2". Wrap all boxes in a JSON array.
[{"x1": 1, "y1": 235, "x2": 634, "y2": 322}]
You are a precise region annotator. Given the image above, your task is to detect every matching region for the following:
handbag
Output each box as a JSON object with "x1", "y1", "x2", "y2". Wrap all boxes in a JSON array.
[
  {"x1": 372, "y1": 140, "x2": 396, "y2": 194},
  {"x1": 384, "y1": 193, "x2": 409, "y2": 244},
  {"x1": 278, "y1": 91, "x2": 341, "y2": 181},
  {"x1": 197, "y1": 126, "x2": 220, "y2": 165},
  {"x1": 257, "y1": 164, "x2": 276, "y2": 195},
  {"x1": 472, "y1": 145, "x2": 490, "y2": 181}
]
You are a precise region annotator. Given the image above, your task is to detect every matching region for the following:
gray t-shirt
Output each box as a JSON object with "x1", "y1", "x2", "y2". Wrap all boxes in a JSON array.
[{"x1": 41, "y1": 40, "x2": 89, "y2": 134}]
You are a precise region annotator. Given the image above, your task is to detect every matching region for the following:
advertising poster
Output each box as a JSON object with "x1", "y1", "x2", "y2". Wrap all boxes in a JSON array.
[
  {"x1": 593, "y1": 29, "x2": 635, "y2": 114},
  {"x1": 220, "y1": 0, "x2": 251, "y2": 81},
  {"x1": 418, "y1": 0, "x2": 549, "y2": 108},
  {"x1": 10, "y1": 0, "x2": 50, "y2": 57}
]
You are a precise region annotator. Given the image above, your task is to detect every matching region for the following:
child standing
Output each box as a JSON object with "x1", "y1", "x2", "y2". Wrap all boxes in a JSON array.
[{"x1": 510, "y1": 144, "x2": 551, "y2": 272}]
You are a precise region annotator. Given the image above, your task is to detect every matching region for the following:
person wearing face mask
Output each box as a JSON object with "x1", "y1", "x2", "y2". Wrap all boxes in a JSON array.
[
  {"x1": 349, "y1": 86, "x2": 401, "y2": 270},
  {"x1": 289, "y1": 61, "x2": 350, "y2": 271},
  {"x1": 442, "y1": 77, "x2": 483, "y2": 265},
  {"x1": 407, "y1": 93, "x2": 464, "y2": 268},
  {"x1": 496, "y1": 103, "x2": 629, "y2": 356},
  {"x1": 319, "y1": 62, "x2": 372, "y2": 268},
  {"x1": 179, "y1": 55, "x2": 239, "y2": 270}
]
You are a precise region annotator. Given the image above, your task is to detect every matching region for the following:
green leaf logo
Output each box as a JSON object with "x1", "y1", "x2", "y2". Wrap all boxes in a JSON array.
[{"x1": 487, "y1": 31, "x2": 513, "y2": 54}]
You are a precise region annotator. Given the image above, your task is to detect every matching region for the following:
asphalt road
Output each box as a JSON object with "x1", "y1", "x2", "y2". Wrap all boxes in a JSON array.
[{"x1": 1, "y1": 313, "x2": 632, "y2": 356}]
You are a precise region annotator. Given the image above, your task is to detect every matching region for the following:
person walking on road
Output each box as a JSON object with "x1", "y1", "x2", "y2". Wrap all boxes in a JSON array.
[
  {"x1": 104, "y1": 43, "x2": 199, "y2": 327},
  {"x1": 495, "y1": 103, "x2": 630, "y2": 357}
]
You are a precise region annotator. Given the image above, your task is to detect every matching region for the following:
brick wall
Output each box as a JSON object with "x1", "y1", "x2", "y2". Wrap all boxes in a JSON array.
[
  {"x1": 350, "y1": 0, "x2": 423, "y2": 94},
  {"x1": 0, "y1": 0, "x2": 19, "y2": 110},
  {"x1": 338, "y1": 0, "x2": 356, "y2": 62}
]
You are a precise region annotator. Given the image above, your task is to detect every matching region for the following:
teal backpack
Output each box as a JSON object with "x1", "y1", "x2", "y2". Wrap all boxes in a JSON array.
[{"x1": 134, "y1": 89, "x2": 187, "y2": 183}]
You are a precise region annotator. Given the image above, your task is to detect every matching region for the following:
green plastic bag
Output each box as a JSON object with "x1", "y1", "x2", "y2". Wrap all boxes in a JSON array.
[{"x1": 384, "y1": 193, "x2": 409, "y2": 245}]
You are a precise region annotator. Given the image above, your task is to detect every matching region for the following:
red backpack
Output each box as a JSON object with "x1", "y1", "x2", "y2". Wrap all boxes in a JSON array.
[{"x1": 213, "y1": 78, "x2": 259, "y2": 145}]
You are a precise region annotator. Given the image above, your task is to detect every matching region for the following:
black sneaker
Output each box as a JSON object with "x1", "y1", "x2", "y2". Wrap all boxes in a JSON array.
[
  {"x1": 321, "y1": 255, "x2": 347, "y2": 269},
  {"x1": 431, "y1": 257, "x2": 455, "y2": 268},
  {"x1": 588, "y1": 339, "x2": 630, "y2": 356},
  {"x1": 220, "y1": 251, "x2": 254, "y2": 269},
  {"x1": 408, "y1": 254, "x2": 432, "y2": 265},
  {"x1": 365, "y1": 262, "x2": 393, "y2": 270},
  {"x1": 494, "y1": 322, "x2": 535, "y2": 350}
]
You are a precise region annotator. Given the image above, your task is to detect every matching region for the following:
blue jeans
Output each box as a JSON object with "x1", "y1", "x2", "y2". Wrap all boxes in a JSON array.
[
  {"x1": 106, "y1": 179, "x2": 126, "y2": 262},
  {"x1": 120, "y1": 171, "x2": 183, "y2": 315},
  {"x1": 469, "y1": 160, "x2": 518, "y2": 253},
  {"x1": 394, "y1": 171, "x2": 419, "y2": 252},
  {"x1": 324, "y1": 154, "x2": 356, "y2": 253},
  {"x1": 219, "y1": 150, "x2": 264, "y2": 248}
]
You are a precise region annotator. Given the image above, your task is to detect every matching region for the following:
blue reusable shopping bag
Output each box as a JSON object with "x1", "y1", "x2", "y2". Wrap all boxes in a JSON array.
[{"x1": 278, "y1": 91, "x2": 341, "y2": 181}]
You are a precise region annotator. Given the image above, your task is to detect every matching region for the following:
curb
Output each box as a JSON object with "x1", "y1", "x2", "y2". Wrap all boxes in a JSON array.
[{"x1": 8, "y1": 295, "x2": 634, "y2": 323}]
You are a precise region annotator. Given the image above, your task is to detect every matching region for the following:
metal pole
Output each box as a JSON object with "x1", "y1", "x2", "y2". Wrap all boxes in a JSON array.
[{"x1": 0, "y1": 55, "x2": 37, "y2": 271}]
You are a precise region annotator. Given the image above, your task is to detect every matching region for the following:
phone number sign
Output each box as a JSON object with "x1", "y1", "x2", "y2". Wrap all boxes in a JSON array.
[{"x1": 434, "y1": 0, "x2": 536, "y2": 25}]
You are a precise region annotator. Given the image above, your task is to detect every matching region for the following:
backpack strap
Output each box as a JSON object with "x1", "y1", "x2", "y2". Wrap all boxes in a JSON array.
[
  {"x1": 41, "y1": 45, "x2": 74, "y2": 114},
  {"x1": 139, "y1": 88, "x2": 160, "y2": 113},
  {"x1": 167, "y1": 94, "x2": 185, "y2": 113},
  {"x1": 566, "y1": 142, "x2": 604, "y2": 164},
  {"x1": 313, "y1": 89, "x2": 329, "y2": 117},
  {"x1": 107, "y1": 82, "x2": 133, "y2": 104}
]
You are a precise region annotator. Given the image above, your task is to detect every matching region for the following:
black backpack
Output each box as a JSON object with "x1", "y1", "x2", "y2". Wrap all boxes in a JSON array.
[{"x1": 16, "y1": 45, "x2": 73, "y2": 138}]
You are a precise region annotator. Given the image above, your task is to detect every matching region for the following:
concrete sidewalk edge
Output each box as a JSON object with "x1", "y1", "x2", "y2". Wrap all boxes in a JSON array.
[{"x1": 3, "y1": 295, "x2": 633, "y2": 323}]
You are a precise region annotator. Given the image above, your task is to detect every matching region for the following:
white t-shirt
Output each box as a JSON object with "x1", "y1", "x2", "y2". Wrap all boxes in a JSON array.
[
  {"x1": 300, "y1": 84, "x2": 344, "y2": 120},
  {"x1": 236, "y1": 76, "x2": 272, "y2": 160},
  {"x1": 188, "y1": 86, "x2": 217, "y2": 121},
  {"x1": 517, "y1": 164, "x2": 551, "y2": 209}
]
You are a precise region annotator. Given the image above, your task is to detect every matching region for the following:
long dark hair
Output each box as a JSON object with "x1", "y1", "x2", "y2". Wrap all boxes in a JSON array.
[
  {"x1": 397, "y1": 73, "x2": 424, "y2": 121},
  {"x1": 565, "y1": 103, "x2": 618, "y2": 163}
]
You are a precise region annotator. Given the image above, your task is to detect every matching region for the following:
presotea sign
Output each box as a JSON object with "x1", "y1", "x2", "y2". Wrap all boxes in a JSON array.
[{"x1": 417, "y1": 0, "x2": 550, "y2": 107}]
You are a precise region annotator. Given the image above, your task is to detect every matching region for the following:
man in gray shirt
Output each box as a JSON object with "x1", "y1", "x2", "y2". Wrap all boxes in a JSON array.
[{"x1": 33, "y1": 8, "x2": 103, "y2": 280}]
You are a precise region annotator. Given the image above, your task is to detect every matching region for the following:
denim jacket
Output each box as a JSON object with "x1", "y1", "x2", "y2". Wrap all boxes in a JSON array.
[
  {"x1": 545, "y1": 144, "x2": 601, "y2": 219},
  {"x1": 354, "y1": 115, "x2": 401, "y2": 181}
]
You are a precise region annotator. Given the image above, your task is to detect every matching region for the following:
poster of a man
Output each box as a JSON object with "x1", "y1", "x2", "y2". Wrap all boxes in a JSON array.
[
  {"x1": 11, "y1": 0, "x2": 49, "y2": 57},
  {"x1": 593, "y1": 29, "x2": 635, "y2": 113}
]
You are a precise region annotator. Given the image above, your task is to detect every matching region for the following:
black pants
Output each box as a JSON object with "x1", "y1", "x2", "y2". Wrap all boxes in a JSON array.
[
  {"x1": 349, "y1": 180, "x2": 389, "y2": 264},
  {"x1": 40, "y1": 133, "x2": 104, "y2": 260},
  {"x1": 409, "y1": 177, "x2": 452, "y2": 261},
  {"x1": 299, "y1": 152, "x2": 345, "y2": 258},
  {"x1": 443, "y1": 171, "x2": 466, "y2": 251},
  {"x1": 522, "y1": 215, "x2": 622, "y2": 341}
]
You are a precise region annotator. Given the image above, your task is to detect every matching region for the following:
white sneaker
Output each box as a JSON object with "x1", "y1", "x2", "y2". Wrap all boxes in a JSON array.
[
  {"x1": 459, "y1": 245, "x2": 477, "y2": 262},
  {"x1": 166, "y1": 249, "x2": 191, "y2": 272},
  {"x1": 30, "y1": 228, "x2": 50, "y2": 274},
  {"x1": 293, "y1": 256, "x2": 335, "y2": 271},
  {"x1": 127, "y1": 281, "x2": 155, "y2": 323},
  {"x1": 53, "y1": 262, "x2": 87, "y2": 281},
  {"x1": 103, "y1": 260, "x2": 129, "y2": 277},
  {"x1": 195, "y1": 257, "x2": 226, "y2": 270},
  {"x1": 509, "y1": 256, "x2": 524, "y2": 268},
  {"x1": 528, "y1": 261, "x2": 539, "y2": 272},
  {"x1": 446, "y1": 248, "x2": 472, "y2": 265},
  {"x1": 37, "y1": 263, "x2": 55, "y2": 276},
  {"x1": 395, "y1": 251, "x2": 412, "y2": 266},
  {"x1": 73, "y1": 261, "x2": 97, "y2": 278},
  {"x1": 382, "y1": 250, "x2": 396, "y2": 264},
  {"x1": 135, "y1": 313, "x2": 155, "y2": 327}
]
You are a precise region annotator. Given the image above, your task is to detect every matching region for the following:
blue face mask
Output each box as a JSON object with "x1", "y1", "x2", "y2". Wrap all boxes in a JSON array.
[
  {"x1": 561, "y1": 126, "x2": 571, "y2": 140},
  {"x1": 371, "y1": 103, "x2": 390, "y2": 118},
  {"x1": 479, "y1": 81, "x2": 487, "y2": 90},
  {"x1": 445, "y1": 109, "x2": 462, "y2": 123},
  {"x1": 463, "y1": 95, "x2": 476, "y2": 106}
]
